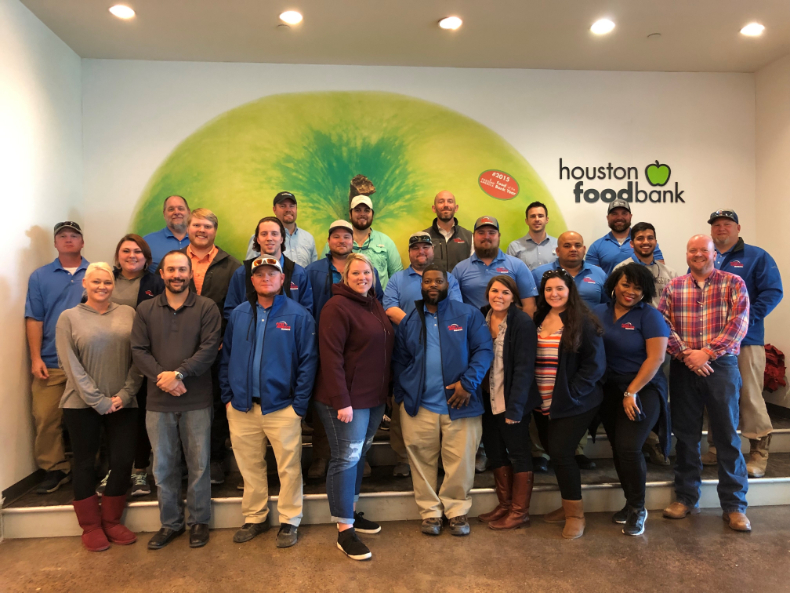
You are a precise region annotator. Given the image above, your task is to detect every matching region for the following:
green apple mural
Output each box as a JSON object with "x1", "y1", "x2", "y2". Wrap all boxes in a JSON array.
[
  {"x1": 131, "y1": 91, "x2": 564, "y2": 262},
  {"x1": 645, "y1": 161, "x2": 671, "y2": 187}
]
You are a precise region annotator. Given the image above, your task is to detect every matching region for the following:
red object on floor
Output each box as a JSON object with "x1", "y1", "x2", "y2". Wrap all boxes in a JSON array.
[{"x1": 764, "y1": 344, "x2": 787, "y2": 392}]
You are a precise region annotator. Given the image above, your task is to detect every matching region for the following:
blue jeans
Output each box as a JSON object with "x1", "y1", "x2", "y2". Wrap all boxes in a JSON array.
[
  {"x1": 146, "y1": 408, "x2": 212, "y2": 530},
  {"x1": 670, "y1": 356, "x2": 748, "y2": 513},
  {"x1": 316, "y1": 402, "x2": 385, "y2": 524}
]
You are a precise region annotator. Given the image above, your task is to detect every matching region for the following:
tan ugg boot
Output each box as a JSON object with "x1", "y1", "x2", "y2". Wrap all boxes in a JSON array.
[{"x1": 561, "y1": 499, "x2": 585, "y2": 539}]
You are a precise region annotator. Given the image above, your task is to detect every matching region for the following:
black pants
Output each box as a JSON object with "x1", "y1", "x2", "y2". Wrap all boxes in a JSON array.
[
  {"x1": 210, "y1": 359, "x2": 228, "y2": 462},
  {"x1": 63, "y1": 407, "x2": 138, "y2": 501},
  {"x1": 534, "y1": 406, "x2": 599, "y2": 500},
  {"x1": 481, "y1": 400, "x2": 532, "y2": 473},
  {"x1": 600, "y1": 378, "x2": 662, "y2": 509},
  {"x1": 134, "y1": 383, "x2": 152, "y2": 470}
]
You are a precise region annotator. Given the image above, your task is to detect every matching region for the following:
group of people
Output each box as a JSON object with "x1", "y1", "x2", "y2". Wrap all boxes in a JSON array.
[{"x1": 25, "y1": 173, "x2": 783, "y2": 559}]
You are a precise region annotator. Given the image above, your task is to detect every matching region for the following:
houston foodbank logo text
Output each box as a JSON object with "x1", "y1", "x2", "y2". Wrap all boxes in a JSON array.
[{"x1": 559, "y1": 159, "x2": 684, "y2": 204}]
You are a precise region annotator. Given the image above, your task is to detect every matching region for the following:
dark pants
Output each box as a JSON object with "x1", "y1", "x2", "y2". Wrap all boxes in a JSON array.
[
  {"x1": 670, "y1": 356, "x2": 748, "y2": 513},
  {"x1": 311, "y1": 400, "x2": 331, "y2": 460},
  {"x1": 210, "y1": 360, "x2": 228, "y2": 462},
  {"x1": 63, "y1": 407, "x2": 138, "y2": 501},
  {"x1": 481, "y1": 399, "x2": 532, "y2": 474},
  {"x1": 134, "y1": 383, "x2": 152, "y2": 470},
  {"x1": 600, "y1": 377, "x2": 662, "y2": 509},
  {"x1": 534, "y1": 406, "x2": 599, "y2": 500}
]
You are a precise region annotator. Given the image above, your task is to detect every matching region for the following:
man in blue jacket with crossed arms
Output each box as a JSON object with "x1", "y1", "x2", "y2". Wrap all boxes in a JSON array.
[
  {"x1": 220, "y1": 256, "x2": 318, "y2": 549},
  {"x1": 393, "y1": 264, "x2": 493, "y2": 537}
]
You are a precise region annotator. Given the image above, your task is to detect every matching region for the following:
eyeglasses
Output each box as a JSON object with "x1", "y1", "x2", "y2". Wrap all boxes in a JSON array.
[
  {"x1": 54, "y1": 221, "x2": 82, "y2": 233},
  {"x1": 252, "y1": 257, "x2": 281, "y2": 272},
  {"x1": 710, "y1": 210, "x2": 736, "y2": 219}
]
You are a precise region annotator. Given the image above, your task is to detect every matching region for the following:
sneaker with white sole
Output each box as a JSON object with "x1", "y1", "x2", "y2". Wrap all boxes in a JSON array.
[
  {"x1": 353, "y1": 512, "x2": 381, "y2": 534},
  {"x1": 131, "y1": 472, "x2": 151, "y2": 496},
  {"x1": 337, "y1": 529, "x2": 371, "y2": 561}
]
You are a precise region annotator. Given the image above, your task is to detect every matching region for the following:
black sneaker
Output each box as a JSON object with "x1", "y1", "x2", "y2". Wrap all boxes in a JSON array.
[
  {"x1": 622, "y1": 507, "x2": 647, "y2": 536},
  {"x1": 612, "y1": 504, "x2": 629, "y2": 524},
  {"x1": 210, "y1": 461, "x2": 225, "y2": 485},
  {"x1": 353, "y1": 512, "x2": 381, "y2": 534},
  {"x1": 36, "y1": 470, "x2": 71, "y2": 495},
  {"x1": 276, "y1": 523, "x2": 298, "y2": 548},
  {"x1": 337, "y1": 528, "x2": 371, "y2": 561},
  {"x1": 233, "y1": 520, "x2": 271, "y2": 543},
  {"x1": 575, "y1": 454, "x2": 597, "y2": 470}
]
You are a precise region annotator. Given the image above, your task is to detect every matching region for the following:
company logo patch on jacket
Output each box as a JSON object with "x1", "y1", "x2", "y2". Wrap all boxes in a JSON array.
[
  {"x1": 276, "y1": 321, "x2": 291, "y2": 331},
  {"x1": 621, "y1": 322, "x2": 636, "y2": 331},
  {"x1": 452, "y1": 238, "x2": 466, "y2": 243},
  {"x1": 447, "y1": 324, "x2": 463, "y2": 332},
  {"x1": 290, "y1": 282, "x2": 299, "y2": 290},
  {"x1": 582, "y1": 277, "x2": 597, "y2": 284},
  {"x1": 495, "y1": 267, "x2": 510, "y2": 274},
  {"x1": 729, "y1": 260, "x2": 744, "y2": 269}
]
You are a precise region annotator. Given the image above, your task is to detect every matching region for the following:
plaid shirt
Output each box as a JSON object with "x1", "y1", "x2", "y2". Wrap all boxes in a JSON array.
[{"x1": 658, "y1": 268, "x2": 749, "y2": 359}]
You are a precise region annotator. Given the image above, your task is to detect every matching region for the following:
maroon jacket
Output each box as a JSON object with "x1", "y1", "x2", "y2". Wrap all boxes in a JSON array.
[{"x1": 315, "y1": 283, "x2": 394, "y2": 410}]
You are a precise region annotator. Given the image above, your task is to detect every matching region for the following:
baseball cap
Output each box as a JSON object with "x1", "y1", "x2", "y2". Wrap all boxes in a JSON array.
[
  {"x1": 408, "y1": 232, "x2": 433, "y2": 248},
  {"x1": 607, "y1": 199, "x2": 632, "y2": 214},
  {"x1": 251, "y1": 256, "x2": 283, "y2": 274},
  {"x1": 707, "y1": 209, "x2": 739, "y2": 225},
  {"x1": 350, "y1": 196, "x2": 374, "y2": 210},
  {"x1": 474, "y1": 216, "x2": 499, "y2": 231},
  {"x1": 54, "y1": 221, "x2": 83, "y2": 236},
  {"x1": 328, "y1": 220, "x2": 353, "y2": 235},
  {"x1": 273, "y1": 191, "x2": 297, "y2": 206}
]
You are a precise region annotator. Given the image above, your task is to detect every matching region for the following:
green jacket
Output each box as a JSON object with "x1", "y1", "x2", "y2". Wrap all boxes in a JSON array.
[{"x1": 322, "y1": 228, "x2": 403, "y2": 289}]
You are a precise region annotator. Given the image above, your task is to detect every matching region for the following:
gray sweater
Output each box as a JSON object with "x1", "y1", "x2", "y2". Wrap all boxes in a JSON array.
[{"x1": 56, "y1": 303, "x2": 143, "y2": 414}]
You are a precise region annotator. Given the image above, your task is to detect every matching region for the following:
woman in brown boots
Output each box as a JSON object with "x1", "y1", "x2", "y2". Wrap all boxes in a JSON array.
[
  {"x1": 56, "y1": 262, "x2": 142, "y2": 551},
  {"x1": 477, "y1": 276, "x2": 538, "y2": 530},
  {"x1": 531, "y1": 270, "x2": 606, "y2": 539}
]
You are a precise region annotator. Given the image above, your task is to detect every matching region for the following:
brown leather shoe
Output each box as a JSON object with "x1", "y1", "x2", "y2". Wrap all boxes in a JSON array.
[
  {"x1": 663, "y1": 501, "x2": 700, "y2": 519},
  {"x1": 479, "y1": 466, "x2": 513, "y2": 523},
  {"x1": 723, "y1": 512, "x2": 752, "y2": 532},
  {"x1": 561, "y1": 499, "x2": 585, "y2": 539},
  {"x1": 490, "y1": 472, "x2": 533, "y2": 530},
  {"x1": 544, "y1": 505, "x2": 565, "y2": 524},
  {"x1": 746, "y1": 435, "x2": 771, "y2": 478}
]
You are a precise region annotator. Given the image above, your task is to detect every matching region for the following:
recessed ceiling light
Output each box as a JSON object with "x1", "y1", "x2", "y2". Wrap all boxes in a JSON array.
[
  {"x1": 740, "y1": 23, "x2": 765, "y2": 37},
  {"x1": 591, "y1": 19, "x2": 615, "y2": 35},
  {"x1": 439, "y1": 16, "x2": 463, "y2": 30},
  {"x1": 280, "y1": 11, "x2": 303, "y2": 25},
  {"x1": 109, "y1": 5, "x2": 135, "y2": 19}
]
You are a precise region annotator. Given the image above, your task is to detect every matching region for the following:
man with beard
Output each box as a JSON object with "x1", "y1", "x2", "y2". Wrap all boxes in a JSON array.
[
  {"x1": 144, "y1": 195, "x2": 191, "y2": 272},
  {"x1": 586, "y1": 200, "x2": 665, "y2": 274},
  {"x1": 220, "y1": 257, "x2": 318, "y2": 549},
  {"x1": 612, "y1": 222, "x2": 677, "y2": 308},
  {"x1": 452, "y1": 216, "x2": 538, "y2": 317},
  {"x1": 305, "y1": 220, "x2": 384, "y2": 480},
  {"x1": 507, "y1": 201, "x2": 558, "y2": 270},
  {"x1": 383, "y1": 232, "x2": 463, "y2": 478},
  {"x1": 322, "y1": 195, "x2": 402, "y2": 288},
  {"x1": 132, "y1": 250, "x2": 222, "y2": 549},
  {"x1": 244, "y1": 192, "x2": 318, "y2": 269},
  {"x1": 423, "y1": 191, "x2": 473, "y2": 272},
  {"x1": 393, "y1": 265, "x2": 493, "y2": 536}
]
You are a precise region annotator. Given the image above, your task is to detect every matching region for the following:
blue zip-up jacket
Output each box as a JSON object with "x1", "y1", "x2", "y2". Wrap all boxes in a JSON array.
[
  {"x1": 219, "y1": 293, "x2": 318, "y2": 417},
  {"x1": 715, "y1": 238, "x2": 783, "y2": 346},
  {"x1": 224, "y1": 255, "x2": 313, "y2": 319},
  {"x1": 305, "y1": 254, "x2": 383, "y2": 327},
  {"x1": 392, "y1": 298, "x2": 493, "y2": 420}
]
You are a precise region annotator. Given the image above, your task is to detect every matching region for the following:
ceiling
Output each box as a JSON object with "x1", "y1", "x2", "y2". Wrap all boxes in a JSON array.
[{"x1": 20, "y1": 0, "x2": 790, "y2": 72}]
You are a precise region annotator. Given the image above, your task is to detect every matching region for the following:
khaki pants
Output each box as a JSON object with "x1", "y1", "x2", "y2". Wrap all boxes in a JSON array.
[
  {"x1": 227, "y1": 404, "x2": 303, "y2": 526},
  {"x1": 389, "y1": 399, "x2": 408, "y2": 464},
  {"x1": 400, "y1": 406, "x2": 482, "y2": 519},
  {"x1": 31, "y1": 368, "x2": 70, "y2": 473}
]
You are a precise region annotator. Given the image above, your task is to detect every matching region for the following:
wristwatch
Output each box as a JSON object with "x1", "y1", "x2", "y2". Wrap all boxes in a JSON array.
[
  {"x1": 175, "y1": 371, "x2": 184, "y2": 382},
  {"x1": 623, "y1": 391, "x2": 637, "y2": 399}
]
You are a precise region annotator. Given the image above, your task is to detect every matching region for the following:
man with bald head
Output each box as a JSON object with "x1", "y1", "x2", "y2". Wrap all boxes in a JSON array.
[
  {"x1": 424, "y1": 191, "x2": 473, "y2": 272},
  {"x1": 531, "y1": 231, "x2": 607, "y2": 308},
  {"x1": 659, "y1": 234, "x2": 752, "y2": 531}
]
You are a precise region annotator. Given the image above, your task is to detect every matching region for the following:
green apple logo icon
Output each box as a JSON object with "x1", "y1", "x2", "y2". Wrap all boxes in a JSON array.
[{"x1": 645, "y1": 161, "x2": 671, "y2": 186}]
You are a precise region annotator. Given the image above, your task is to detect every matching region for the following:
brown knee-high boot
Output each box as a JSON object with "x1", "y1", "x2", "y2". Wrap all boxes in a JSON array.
[
  {"x1": 489, "y1": 472, "x2": 533, "y2": 530},
  {"x1": 478, "y1": 466, "x2": 513, "y2": 522}
]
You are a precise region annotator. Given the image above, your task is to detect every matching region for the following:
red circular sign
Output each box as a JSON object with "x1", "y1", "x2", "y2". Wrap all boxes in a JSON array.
[{"x1": 478, "y1": 170, "x2": 519, "y2": 200}]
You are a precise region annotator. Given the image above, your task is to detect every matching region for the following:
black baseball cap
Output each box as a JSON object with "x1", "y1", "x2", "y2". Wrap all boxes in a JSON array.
[
  {"x1": 273, "y1": 191, "x2": 297, "y2": 206},
  {"x1": 408, "y1": 232, "x2": 433, "y2": 248},
  {"x1": 54, "y1": 221, "x2": 82, "y2": 236},
  {"x1": 707, "y1": 209, "x2": 739, "y2": 224}
]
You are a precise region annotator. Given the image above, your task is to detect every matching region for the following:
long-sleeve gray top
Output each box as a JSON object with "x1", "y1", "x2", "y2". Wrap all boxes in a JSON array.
[
  {"x1": 56, "y1": 303, "x2": 143, "y2": 414},
  {"x1": 131, "y1": 290, "x2": 221, "y2": 412}
]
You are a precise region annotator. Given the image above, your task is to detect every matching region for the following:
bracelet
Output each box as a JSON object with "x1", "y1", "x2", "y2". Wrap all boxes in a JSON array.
[{"x1": 623, "y1": 391, "x2": 637, "y2": 399}]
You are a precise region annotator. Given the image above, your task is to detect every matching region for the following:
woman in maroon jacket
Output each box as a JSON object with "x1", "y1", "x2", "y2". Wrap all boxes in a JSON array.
[{"x1": 315, "y1": 253, "x2": 394, "y2": 562}]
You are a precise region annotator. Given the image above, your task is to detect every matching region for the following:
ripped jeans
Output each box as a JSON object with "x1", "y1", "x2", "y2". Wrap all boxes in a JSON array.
[{"x1": 315, "y1": 402, "x2": 385, "y2": 524}]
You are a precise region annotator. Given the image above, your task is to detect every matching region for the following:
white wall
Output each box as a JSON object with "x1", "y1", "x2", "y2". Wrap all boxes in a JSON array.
[
  {"x1": 0, "y1": 0, "x2": 82, "y2": 493},
  {"x1": 756, "y1": 55, "x2": 790, "y2": 407}
]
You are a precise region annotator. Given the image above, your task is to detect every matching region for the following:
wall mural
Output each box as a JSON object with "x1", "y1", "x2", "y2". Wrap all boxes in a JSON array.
[{"x1": 131, "y1": 91, "x2": 564, "y2": 262}]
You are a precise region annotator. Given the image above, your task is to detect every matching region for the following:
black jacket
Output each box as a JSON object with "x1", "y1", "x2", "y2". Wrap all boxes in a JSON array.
[
  {"x1": 177, "y1": 246, "x2": 241, "y2": 335},
  {"x1": 424, "y1": 218, "x2": 473, "y2": 273},
  {"x1": 529, "y1": 312, "x2": 605, "y2": 419},
  {"x1": 481, "y1": 304, "x2": 538, "y2": 422}
]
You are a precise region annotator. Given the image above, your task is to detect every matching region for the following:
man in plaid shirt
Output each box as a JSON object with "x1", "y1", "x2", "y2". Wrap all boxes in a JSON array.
[{"x1": 658, "y1": 234, "x2": 752, "y2": 532}]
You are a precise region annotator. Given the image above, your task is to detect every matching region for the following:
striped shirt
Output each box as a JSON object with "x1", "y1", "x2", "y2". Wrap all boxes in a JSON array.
[
  {"x1": 536, "y1": 328, "x2": 562, "y2": 416},
  {"x1": 658, "y1": 268, "x2": 749, "y2": 359}
]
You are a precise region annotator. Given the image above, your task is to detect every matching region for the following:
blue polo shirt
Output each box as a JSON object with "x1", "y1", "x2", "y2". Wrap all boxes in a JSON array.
[
  {"x1": 532, "y1": 260, "x2": 608, "y2": 308},
  {"x1": 422, "y1": 309, "x2": 449, "y2": 414},
  {"x1": 506, "y1": 234, "x2": 558, "y2": 271},
  {"x1": 383, "y1": 266, "x2": 463, "y2": 318},
  {"x1": 143, "y1": 227, "x2": 190, "y2": 272},
  {"x1": 251, "y1": 304, "x2": 270, "y2": 399},
  {"x1": 25, "y1": 257, "x2": 90, "y2": 368},
  {"x1": 593, "y1": 301, "x2": 669, "y2": 375},
  {"x1": 451, "y1": 250, "x2": 538, "y2": 309},
  {"x1": 585, "y1": 231, "x2": 664, "y2": 275}
]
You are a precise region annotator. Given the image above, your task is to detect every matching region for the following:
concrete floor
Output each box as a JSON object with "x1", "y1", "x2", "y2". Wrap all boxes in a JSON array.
[{"x1": 2, "y1": 507, "x2": 789, "y2": 593}]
